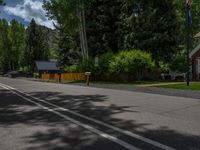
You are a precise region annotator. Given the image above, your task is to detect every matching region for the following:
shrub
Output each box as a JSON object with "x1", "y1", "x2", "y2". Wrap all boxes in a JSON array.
[
  {"x1": 110, "y1": 50, "x2": 154, "y2": 80},
  {"x1": 158, "y1": 61, "x2": 170, "y2": 73},
  {"x1": 63, "y1": 65, "x2": 78, "y2": 73},
  {"x1": 69, "y1": 53, "x2": 114, "y2": 76},
  {"x1": 33, "y1": 73, "x2": 39, "y2": 78},
  {"x1": 77, "y1": 58, "x2": 96, "y2": 73},
  {"x1": 95, "y1": 52, "x2": 114, "y2": 76}
]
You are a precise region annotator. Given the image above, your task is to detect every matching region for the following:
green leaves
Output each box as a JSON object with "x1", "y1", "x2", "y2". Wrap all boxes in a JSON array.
[
  {"x1": 120, "y1": 0, "x2": 180, "y2": 62},
  {"x1": 22, "y1": 19, "x2": 49, "y2": 71},
  {"x1": 0, "y1": 19, "x2": 25, "y2": 73},
  {"x1": 110, "y1": 50, "x2": 154, "y2": 80}
]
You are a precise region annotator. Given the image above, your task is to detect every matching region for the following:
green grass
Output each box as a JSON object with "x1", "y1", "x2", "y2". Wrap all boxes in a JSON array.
[
  {"x1": 90, "y1": 81, "x2": 162, "y2": 85},
  {"x1": 155, "y1": 83, "x2": 200, "y2": 91}
]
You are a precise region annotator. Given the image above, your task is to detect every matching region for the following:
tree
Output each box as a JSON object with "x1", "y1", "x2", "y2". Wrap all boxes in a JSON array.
[
  {"x1": 85, "y1": 0, "x2": 122, "y2": 56},
  {"x1": 44, "y1": 0, "x2": 89, "y2": 60},
  {"x1": 22, "y1": 19, "x2": 49, "y2": 71},
  {"x1": 119, "y1": 0, "x2": 180, "y2": 64},
  {"x1": 0, "y1": 19, "x2": 25, "y2": 73},
  {"x1": 0, "y1": 19, "x2": 12, "y2": 73},
  {"x1": 9, "y1": 19, "x2": 25, "y2": 70},
  {"x1": 174, "y1": 0, "x2": 200, "y2": 48}
]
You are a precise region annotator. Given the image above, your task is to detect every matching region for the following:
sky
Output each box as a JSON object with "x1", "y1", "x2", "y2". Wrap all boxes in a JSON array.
[{"x1": 0, "y1": 0, "x2": 55, "y2": 29}]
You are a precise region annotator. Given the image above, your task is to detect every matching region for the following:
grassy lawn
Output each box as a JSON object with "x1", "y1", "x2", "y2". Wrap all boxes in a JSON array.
[
  {"x1": 155, "y1": 83, "x2": 200, "y2": 91},
  {"x1": 90, "y1": 81, "x2": 162, "y2": 85}
]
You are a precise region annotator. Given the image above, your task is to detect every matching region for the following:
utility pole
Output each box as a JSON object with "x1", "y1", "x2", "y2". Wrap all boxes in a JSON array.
[{"x1": 185, "y1": 0, "x2": 191, "y2": 86}]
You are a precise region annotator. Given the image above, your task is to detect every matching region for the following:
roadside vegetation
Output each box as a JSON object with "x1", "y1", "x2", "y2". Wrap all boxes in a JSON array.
[{"x1": 0, "y1": 0, "x2": 200, "y2": 83}]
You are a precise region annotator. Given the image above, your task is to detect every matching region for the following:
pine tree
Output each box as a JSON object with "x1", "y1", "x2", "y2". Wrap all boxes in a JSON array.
[
  {"x1": 85, "y1": 0, "x2": 122, "y2": 56},
  {"x1": 120, "y1": 0, "x2": 180, "y2": 63},
  {"x1": 22, "y1": 19, "x2": 49, "y2": 71}
]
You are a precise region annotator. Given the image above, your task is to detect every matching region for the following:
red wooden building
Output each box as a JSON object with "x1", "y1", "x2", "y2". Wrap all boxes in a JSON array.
[{"x1": 189, "y1": 32, "x2": 200, "y2": 81}]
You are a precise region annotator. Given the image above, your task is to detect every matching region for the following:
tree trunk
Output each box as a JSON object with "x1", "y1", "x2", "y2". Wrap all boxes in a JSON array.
[{"x1": 77, "y1": 0, "x2": 88, "y2": 61}]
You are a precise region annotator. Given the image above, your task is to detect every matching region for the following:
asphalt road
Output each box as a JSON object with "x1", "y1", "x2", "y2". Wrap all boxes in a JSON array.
[{"x1": 0, "y1": 77, "x2": 200, "y2": 150}]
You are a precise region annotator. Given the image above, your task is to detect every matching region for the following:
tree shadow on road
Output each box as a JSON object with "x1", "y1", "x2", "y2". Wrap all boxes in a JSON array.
[{"x1": 0, "y1": 88, "x2": 200, "y2": 150}]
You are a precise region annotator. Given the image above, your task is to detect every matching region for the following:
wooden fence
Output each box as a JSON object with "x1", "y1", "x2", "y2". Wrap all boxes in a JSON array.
[{"x1": 41, "y1": 73, "x2": 85, "y2": 81}]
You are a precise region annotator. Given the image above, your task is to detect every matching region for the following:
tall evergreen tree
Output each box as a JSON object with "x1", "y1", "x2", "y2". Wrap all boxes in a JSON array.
[
  {"x1": 85, "y1": 0, "x2": 122, "y2": 56},
  {"x1": 119, "y1": 0, "x2": 180, "y2": 64},
  {"x1": 22, "y1": 19, "x2": 49, "y2": 71}
]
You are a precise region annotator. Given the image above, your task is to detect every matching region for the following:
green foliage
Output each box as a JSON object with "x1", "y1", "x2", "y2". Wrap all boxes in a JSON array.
[
  {"x1": 0, "y1": 19, "x2": 11, "y2": 73},
  {"x1": 44, "y1": 0, "x2": 89, "y2": 61},
  {"x1": 9, "y1": 19, "x2": 25, "y2": 70},
  {"x1": 110, "y1": 50, "x2": 154, "y2": 80},
  {"x1": 95, "y1": 52, "x2": 114, "y2": 75},
  {"x1": 33, "y1": 72, "x2": 39, "y2": 78},
  {"x1": 57, "y1": 32, "x2": 80, "y2": 66},
  {"x1": 174, "y1": 0, "x2": 200, "y2": 48},
  {"x1": 44, "y1": 0, "x2": 182, "y2": 66},
  {"x1": 78, "y1": 58, "x2": 96, "y2": 73},
  {"x1": 169, "y1": 53, "x2": 187, "y2": 72},
  {"x1": 21, "y1": 19, "x2": 49, "y2": 71},
  {"x1": 85, "y1": 0, "x2": 122, "y2": 56},
  {"x1": 119, "y1": 0, "x2": 180, "y2": 63},
  {"x1": 0, "y1": 19, "x2": 25, "y2": 73},
  {"x1": 44, "y1": 0, "x2": 83, "y2": 66},
  {"x1": 63, "y1": 65, "x2": 79, "y2": 73},
  {"x1": 158, "y1": 61, "x2": 170, "y2": 73},
  {"x1": 64, "y1": 53, "x2": 114, "y2": 75}
]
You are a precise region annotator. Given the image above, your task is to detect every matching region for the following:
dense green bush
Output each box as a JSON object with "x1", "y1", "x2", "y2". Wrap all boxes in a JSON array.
[
  {"x1": 110, "y1": 50, "x2": 154, "y2": 80},
  {"x1": 95, "y1": 52, "x2": 114, "y2": 75},
  {"x1": 63, "y1": 65, "x2": 78, "y2": 72},
  {"x1": 75, "y1": 53, "x2": 114, "y2": 75},
  {"x1": 158, "y1": 61, "x2": 170, "y2": 73},
  {"x1": 64, "y1": 50, "x2": 155, "y2": 81},
  {"x1": 63, "y1": 58, "x2": 96, "y2": 74}
]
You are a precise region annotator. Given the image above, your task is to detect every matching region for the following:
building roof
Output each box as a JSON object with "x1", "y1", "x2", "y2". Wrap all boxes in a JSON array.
[
  {"x1": 35, "y1": 61, "x2": 59, "y2": 71},
  {"x1": 194, "y1": 32, "x2": 200, "y2": 39},
  {"x1": 189, "y1": 43, "x2": 200, "y2": 58}
]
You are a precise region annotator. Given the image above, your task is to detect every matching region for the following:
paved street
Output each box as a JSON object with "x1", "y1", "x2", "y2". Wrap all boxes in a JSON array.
[{"x1": 0, "y1": 77, "x2": 200, "y2": 150}]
